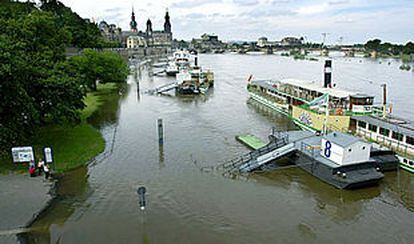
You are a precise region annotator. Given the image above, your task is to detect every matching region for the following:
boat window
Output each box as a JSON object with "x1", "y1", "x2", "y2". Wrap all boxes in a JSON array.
[
  {"x1": 348, "y1": 148, "x2": 352, "y2": 152},
  {"x1": 406, "y1": 136, "x2": 414, "y2": 146},
  {"x1": 392, "y1": 131, "x2": 404, "y2": 141},
  {"x1": 362, "y1": 146, "x2": 366, "y2": 150},
  {"x1": 410, "y1": 161, "x2": 413, "y2": 166},
  {"x1": 368, "y1": 124, "x2": 378, "y2": 133},
  {"x1": 358, "y1": 121, "x2": 367, "y2": 129},
  {"x1": 403, "y1": 158, "x2": 408, "y2": 163},
  {"x1": 379, "y1": 127, "x2": 390, "y2": 137}
]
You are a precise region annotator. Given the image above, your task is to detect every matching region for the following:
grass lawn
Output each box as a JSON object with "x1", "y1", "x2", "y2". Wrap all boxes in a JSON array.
[{"x1": 0, "y1": 83, "x2": 121, "y2": 174}]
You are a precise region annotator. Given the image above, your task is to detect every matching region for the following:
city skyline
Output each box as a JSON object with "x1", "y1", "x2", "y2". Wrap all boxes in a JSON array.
[{"x1": 61, "y1": 0, "x2": 414, "y2": 44}]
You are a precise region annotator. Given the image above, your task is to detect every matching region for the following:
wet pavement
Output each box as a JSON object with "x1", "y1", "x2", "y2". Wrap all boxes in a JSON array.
[{"x1": 0, "y1": 174, "x2": 54, "y2": 243}]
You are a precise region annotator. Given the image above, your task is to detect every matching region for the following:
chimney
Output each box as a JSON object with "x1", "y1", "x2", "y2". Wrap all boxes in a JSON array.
[{"x1": 324, "y1": 60, "x2": 332, "y2": 88}]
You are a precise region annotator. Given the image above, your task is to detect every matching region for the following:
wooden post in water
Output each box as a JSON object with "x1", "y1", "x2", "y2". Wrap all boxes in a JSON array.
[{"x1": 158, "y1": 119, "x2": 164, "y2": 145}]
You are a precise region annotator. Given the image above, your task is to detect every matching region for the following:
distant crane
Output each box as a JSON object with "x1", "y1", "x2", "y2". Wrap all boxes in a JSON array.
[
  {"x1": 321, "y1": 33, "x2": 330, "y2": 47},
  {"x1": 338, "y1": 36, "x2": 344, "y2": 47}
]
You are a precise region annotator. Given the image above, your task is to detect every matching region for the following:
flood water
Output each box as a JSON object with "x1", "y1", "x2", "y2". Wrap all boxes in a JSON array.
[{"x1": 22, "y1": 54, "x2": 414, "y2": 243}]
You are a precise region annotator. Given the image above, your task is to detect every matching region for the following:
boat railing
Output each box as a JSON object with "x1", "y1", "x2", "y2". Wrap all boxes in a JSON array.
[
  {"x1": 218, "y1": 134, "x2": 289, "y2": 173},
  {"x1": 300, "y1": 142, "x2": 320, "y2": 158}
]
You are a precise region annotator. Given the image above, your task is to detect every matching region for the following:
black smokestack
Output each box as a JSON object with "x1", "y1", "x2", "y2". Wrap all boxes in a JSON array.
[
  {"x1": 324, "y1": 60, "x2": 332, "y2": 88},
  {"x1": 194, "y1": 56, "x2": 198, "y2": 67}
]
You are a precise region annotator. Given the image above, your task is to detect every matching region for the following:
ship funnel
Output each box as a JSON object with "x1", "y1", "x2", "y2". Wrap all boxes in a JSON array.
[
  {"x1": 194, "y1": 56, "x2": 198, "y2": 67},
  {"x1": 324, "y1": 60, "x2": 332, "y2": 88}
]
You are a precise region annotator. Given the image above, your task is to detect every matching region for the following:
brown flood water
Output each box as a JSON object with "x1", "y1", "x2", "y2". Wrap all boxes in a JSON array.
[{"x1": 21, "y1": 54, "x2": 414, "y2": 243}]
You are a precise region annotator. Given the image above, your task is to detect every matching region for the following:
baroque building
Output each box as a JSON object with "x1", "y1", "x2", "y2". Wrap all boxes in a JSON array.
[
  {"x1": 123, "y1": 8, "x2": 172, "y2": 49},
  {"x1": 98, "y1": 21, "x2": 122, "y2": 44}
]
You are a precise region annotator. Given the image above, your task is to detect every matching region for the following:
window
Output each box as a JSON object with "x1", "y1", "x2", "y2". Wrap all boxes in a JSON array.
[
  {"x1": 406, "y1": 136, "x2": 414, "y2": 146},
  {"x1": 362, "y1": 146, "x2": 366, "y2": 150},
  {"x1": 392, "y1": 131, "x2": 404, "y2": 141},
  {"x1": 358, "y1": 121, "x2": 367, "y2": 129},
  {"x1": 368, "y1": 124, "x2": 378, "y2": 133},
  {"x1": 348, "y1": 148, "x2": 352, "y2": 152},
  {"x1": 379, "y1": 127, "x2": 390, "y2": 137}
]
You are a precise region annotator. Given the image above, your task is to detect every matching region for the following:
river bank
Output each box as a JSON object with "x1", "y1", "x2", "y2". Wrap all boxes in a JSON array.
[
  {"x1": 0, "y1": 83, "x2": 123, "y2": 174},
  {"x1": 0, "y1": 82, "x2": 124, "y2": 243}
]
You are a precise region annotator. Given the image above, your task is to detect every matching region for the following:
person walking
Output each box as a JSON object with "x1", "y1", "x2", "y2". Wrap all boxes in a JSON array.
[{"x1": 43, "y1": 163, "x2": 50, "y2": 180}]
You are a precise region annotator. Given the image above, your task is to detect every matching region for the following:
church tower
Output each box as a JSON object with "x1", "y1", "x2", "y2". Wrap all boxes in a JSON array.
[
  {"x1": 163, "y1": 9, "x2": 171, "y2": 33},
  {"x1": 130, "y1": 7, "x2": 138, "y2": 32},
  {"x1": 146, "y1": 19, "x2": 152, "y2": 35}
]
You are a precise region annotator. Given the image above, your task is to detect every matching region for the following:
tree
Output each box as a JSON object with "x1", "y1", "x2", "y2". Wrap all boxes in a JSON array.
[
  {"x1": 365, "y1": 39, "x2": 382, "y2": 52},
  {"x1": 67, "y1": 49, "x2": 128, "y2": 91},
  {"x1": 0, "y1": 2, "x2": 87, "y2": 149},
  {"x1": 403, "y1": 42, "x2": 414, "y2": 55}
]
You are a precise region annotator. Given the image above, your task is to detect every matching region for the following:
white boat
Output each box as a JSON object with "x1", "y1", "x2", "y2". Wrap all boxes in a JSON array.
[{"x1": 165, "y1": 50, "x2": 191, "y2": 76}]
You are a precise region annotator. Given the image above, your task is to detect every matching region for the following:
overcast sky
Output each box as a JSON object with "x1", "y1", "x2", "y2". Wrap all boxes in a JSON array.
[{"x1": 59, "y1": 0, "x2": 414, "y2": 44}]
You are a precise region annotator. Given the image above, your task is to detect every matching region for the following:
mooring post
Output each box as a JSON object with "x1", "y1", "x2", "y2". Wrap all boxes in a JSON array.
[
  {"x1": 137, "y1": 186, "x2": 146, "y2": 210},
  {"x1": 158, "y1": 119, "x2": 164, "y2": 145}
]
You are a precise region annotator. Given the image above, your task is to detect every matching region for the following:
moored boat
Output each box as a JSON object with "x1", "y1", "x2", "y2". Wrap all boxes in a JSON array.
[{"x1": 247, "y1": 60, "x2": 414, "y2": 173}]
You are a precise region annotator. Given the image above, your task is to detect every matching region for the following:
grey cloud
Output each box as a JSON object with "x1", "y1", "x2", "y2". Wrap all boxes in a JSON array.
[
  {"x1": 246, "y1": 8, "x2": 296, "y2": 17},
  {"x1": 329, "y1": 0, "x2": 349, "y2": 5},
  {"x1": 233, "y1": 0, "x2": 260, "y2": 6},
  {"x1": 185, "y1": 13, "x2": 207, "y2": 19},
  {"x1": 104, "y1": 7, "x2": 123, "y2": 14},
  {"x1": 172, "y1": 0, "x2": 222, "y2": 8},
  {"x1": 270, "y1": 0, "x2": 292, "y2": 4}
]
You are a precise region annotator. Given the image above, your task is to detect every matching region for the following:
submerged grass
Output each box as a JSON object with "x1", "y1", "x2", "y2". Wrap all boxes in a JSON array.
[{"x1": 0, "y1": 83, "x2": 122, "y2": 174}]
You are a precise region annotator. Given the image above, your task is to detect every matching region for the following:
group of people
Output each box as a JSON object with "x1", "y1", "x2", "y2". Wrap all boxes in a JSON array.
[{"x1": 29, "y1": 159, "x2": 51, "y2": 179}]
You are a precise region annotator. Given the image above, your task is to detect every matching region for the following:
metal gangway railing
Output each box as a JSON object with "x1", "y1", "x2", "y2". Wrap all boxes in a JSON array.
[
  {"x1": 146, "y1": 81, "x2": 178, "y2": 95},
  {"x1": 217, "y1": 133, "x2": 290, "y2": 174}
]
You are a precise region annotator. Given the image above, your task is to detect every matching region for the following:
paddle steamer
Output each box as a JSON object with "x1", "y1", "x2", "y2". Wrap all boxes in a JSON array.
[{"x1": 247, "y1": 60, "x2": 414, "y2": 172}]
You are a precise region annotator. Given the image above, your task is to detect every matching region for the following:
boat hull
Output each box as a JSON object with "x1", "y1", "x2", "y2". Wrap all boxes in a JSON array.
[
  {"x1": 290, "y1": 153, "x2": 384, "y2": 189},
  {"x1": 166, "y1": 71, "x2": 178, "y2": 76}
]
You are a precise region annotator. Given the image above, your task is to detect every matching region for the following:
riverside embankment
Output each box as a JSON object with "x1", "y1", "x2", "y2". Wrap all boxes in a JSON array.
[{"x1": 0, "y1": 82, "x2": 124, "y2": 243}]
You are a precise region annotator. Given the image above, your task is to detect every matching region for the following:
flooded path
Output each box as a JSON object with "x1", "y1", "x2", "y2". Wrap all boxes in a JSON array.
[{"x1": 22, "y1": 54, "x2": 414, "y2": 243}]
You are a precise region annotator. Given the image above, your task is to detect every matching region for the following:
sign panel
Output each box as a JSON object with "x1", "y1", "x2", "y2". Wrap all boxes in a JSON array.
[
  {"x1": 11, "y1": 147, "x2": 34, "y2": 163},
  {"x1": 43, "y1": 147, "x2": 53, "y2": 164}
]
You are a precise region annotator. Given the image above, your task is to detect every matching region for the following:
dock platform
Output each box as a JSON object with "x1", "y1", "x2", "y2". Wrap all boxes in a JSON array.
[{"x1": 236, "y1": 134, "x2": 266, "y2": 150}]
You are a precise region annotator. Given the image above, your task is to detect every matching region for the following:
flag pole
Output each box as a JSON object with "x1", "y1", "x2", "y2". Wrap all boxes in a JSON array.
[{"x1": 324, "y1": 94, "x2": 329, "y2": 134}]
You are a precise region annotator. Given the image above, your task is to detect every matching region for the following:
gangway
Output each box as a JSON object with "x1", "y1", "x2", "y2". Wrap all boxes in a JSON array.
[
  {"x1": 238, "y1": 143, "x2": 296, "y2": 172},
  {"x1": 219, "y1": 133, "x2": 292, "y2": 173},
  {"x1": 147, "y1": 82, "x2": 178, "y2": 95}
]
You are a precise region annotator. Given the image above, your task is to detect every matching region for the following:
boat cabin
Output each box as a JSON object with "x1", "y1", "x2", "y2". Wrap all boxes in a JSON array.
[
  {"x1": 249, "y1": 79, "x2": 375, "y2": 115},
  {"x1": 351, "y1": 116, "x2": 414, "y2": 162},
  {"x1": 320, "y1": 132, "x2": 371, "y2": 165}
]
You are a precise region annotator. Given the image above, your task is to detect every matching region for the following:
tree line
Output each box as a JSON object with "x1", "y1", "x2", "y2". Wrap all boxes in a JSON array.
[
  {"x1": 0, "y1": 1, "x2": 129, "y2": 150},
  {"x1": 365, "y1": 39, "x2": 414, "y2": 56}
]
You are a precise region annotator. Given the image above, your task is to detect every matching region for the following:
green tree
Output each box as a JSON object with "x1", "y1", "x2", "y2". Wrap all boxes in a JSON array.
[
  {"x1": 0, "y1": 2, "x2": 87, "y2": 149},
  {"x1": 403, "y1": 42, "x2": 414, "y2": 54},
  {"x1": 67, "y1": 49, "x2": 128, "y2": 91},
  {"x1": 40, "y1": 0, "x2": 116, "y2": 48},
  {"x1": 365, "y1": 39, "x2": 382, "y2": 52}
]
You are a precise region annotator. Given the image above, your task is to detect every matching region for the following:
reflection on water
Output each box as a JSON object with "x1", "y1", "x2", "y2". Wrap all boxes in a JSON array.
[
  {"x1": 19, "y1": 167, "x2": 90, "y2": 243},
  {"x1": 24, "y1": 54, "x2": 414, "y2": 243}
]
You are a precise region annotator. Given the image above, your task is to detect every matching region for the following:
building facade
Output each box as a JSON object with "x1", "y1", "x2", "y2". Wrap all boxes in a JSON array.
[
  {"x1": 190, "y1": 33, "x2": 225, "y2": 52},
  {"x1": 99, "y1": 21, "x2": 122, "y2": 44},
  {"x1": 123, "y1": 8, "x2": 172, "y2": 49}
]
